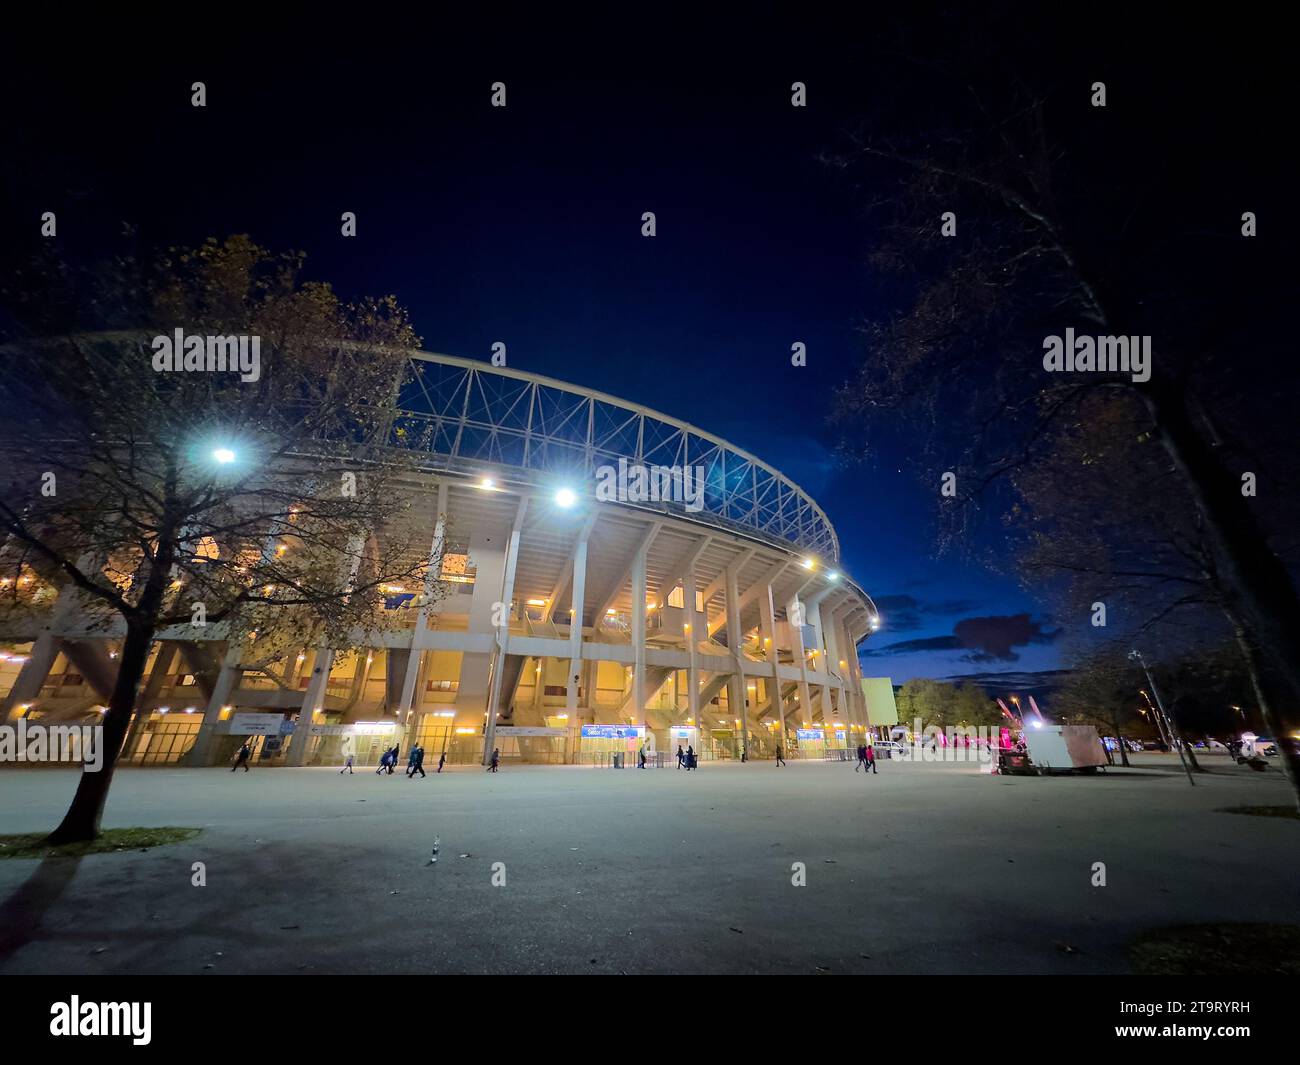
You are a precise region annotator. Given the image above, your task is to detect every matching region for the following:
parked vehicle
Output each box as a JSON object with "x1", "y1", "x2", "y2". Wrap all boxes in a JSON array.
[{"x1": 873, "y1": 741, "x2": 910, "y2": 759}]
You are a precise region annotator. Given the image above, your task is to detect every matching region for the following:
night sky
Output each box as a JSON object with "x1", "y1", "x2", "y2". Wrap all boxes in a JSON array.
[{"x1": 2, "y1": 10, "x2": 1284, "y2": 692}]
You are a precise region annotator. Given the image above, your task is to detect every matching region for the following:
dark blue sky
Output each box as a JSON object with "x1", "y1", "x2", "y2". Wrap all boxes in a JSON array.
[{"x1": 16, "y1": 16, "x2": 1234, "y2": 688}]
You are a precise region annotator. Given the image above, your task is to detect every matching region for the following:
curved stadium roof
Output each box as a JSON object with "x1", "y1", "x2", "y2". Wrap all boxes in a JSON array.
[{"x1": 391, "y1": 352, "x2": 842, "y2": 563}]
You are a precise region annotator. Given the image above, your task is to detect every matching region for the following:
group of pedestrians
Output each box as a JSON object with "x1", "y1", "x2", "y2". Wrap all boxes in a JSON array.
[
  {"x1": 676, "y1": 744, "x2": 698, "y2": 770},
  {"x1": 375, "y1": 744, "x2": 401, "y2": 774},
  {"x1": 855, "y1": 743, "x2": 877, "y2": 774},
  {"x1": 359, "y1": 743, "x2": 447, "y2": 777}
]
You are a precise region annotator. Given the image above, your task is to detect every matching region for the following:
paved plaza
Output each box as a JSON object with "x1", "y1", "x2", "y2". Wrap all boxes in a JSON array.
[{"x1": 1, "y1": 754, "x2": 1297, "y2": 974}]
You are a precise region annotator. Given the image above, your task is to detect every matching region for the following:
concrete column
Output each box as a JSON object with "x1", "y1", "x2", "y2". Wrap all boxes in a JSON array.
[
  {"x1": 398, "y1": 484, "x2": 449, "y2": 718},
  {"x1": 631, "y1": 538, "x2": 649, "y2": 721},
  {"x1": 2, "y1": 634, "x2": 60, "y2": 722},
  {"x1": 787, "y1": 592, "x2": 814, "y2": 725},
  {"x1": 485, "y1": 496, "x2": 529, "y2": 764},
  {"x1": 288, "y1": 532, "x2": 364, "y2": 766},
  {"x1": 2, "y1": 551, "x2": 108, "y2": 723},
  {"x1": 187, "y1": 651, "x2": 242, "y2": 766},
  {"x1": 682, "y1": 563, "x2": 700, "y2": 725},
  {"x1": 289, "y1": 647, "x2": 335, "y2": 766},
  {"x1": 123, "y1": 642, "x2": 178, "y2": 758},
  {"x1": 758, "y1": 583, "x2": 784, "y2": 736},
  {"x1": 532, "y1": 657, "x2": 547, "y2": 716},
  {"x1": 565, "y1": 523, "x2": 590, "y2": 718},
  {"x1": 805, "y1": 591, "x2": 833, "y2": 723},
  {"x1": 840, "y1": 612, "x2": 865, "y2": 722},
  {"x1": 724, "y1": 564, "x2": 749, "y2": 758}
]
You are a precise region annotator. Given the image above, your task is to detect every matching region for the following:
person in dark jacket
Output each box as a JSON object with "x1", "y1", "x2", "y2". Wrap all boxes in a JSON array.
[
  {"x1": 685, "y1": 745, "x2": 696, "y2": 770},
  {"x1": 638, "y1": 744, "x2": 647, "y2": 768},
  {"x1": 488, "y1": 747, "x2": 500, "y2": 772},
  {"x1": 388, "y1": 745, "x2": 400, "y2": 774},
  {"x1": 376, "y1": 746, "x2": 391, "y2": 775},
  {"x1": 676, "y1": 744, "x2": 685, "y2": 769},
  {"x1": 408, "y1": 744, "x2": 426, "y2": 779},
  {"x1": 437, "y1": 749, "x2": 447, "y2": 773},
  {"x1": 232, "y1": 741, "x2": 252, "y2": 772},
  {"x1": 775, "y1": 744, "x2": 786, "y2": 767}
]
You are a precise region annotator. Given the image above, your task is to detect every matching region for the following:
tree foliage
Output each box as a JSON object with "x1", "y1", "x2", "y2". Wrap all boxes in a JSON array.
[{"x1": 0, "y1": 236, "x2": 442, "y2": 841}]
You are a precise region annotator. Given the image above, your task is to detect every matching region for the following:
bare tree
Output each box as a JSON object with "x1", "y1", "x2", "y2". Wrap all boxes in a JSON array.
[
  {"x1": 831, "y1": 57, "x2": 1300, "y2": 806},
  {"x1": 0, "y1": 236, "x2": 442, "y2": 842}
]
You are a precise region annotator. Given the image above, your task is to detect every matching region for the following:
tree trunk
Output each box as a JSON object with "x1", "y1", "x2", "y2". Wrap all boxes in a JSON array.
[
  {"x1": 47, "y1": 621, "x2": 154, "y2": 844},
  {"x1": 1113, "y1": 715, "x2": 1131, "y2": 767},
  {"x1": 1145, "y1": 381, "x2": 1300, "y2": 802},
  {"x1": 1167, "y1": 705, "x2": 1204, "y2": 772},
  {"x1": 1232, "y1": 624, "x2": 1300, "y2": 809}
]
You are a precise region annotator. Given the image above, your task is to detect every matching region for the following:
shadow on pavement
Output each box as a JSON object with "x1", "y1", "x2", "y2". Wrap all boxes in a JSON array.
[{"x1": 0, "y1": 855, "x2": 82, "y2": 962}]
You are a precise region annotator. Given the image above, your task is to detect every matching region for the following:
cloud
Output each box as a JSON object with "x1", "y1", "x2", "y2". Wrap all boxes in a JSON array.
[
  {"x1": 870, "y1": 594, "x2": 924, "y2": 633},
  {"x1": 953, "y1": 614, "x2": 1060, "y2": 663},
  {"x1": 869, "y1": 593, "x2": 981, "y2": 635},
  {"x1": 862, "y1": 634, "x2": 960, "y2": 655},
  {"x1": 863, "y1": 612, "x2": 1060, "y2": 663}
]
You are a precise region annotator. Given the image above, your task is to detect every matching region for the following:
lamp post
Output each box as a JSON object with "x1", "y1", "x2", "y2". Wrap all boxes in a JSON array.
[
  {"x1": 1130, "y1": 650, "x2": 1195, "y2": 787},
  {"x1": 1139, "y1": 689, "x2": 1172, "y2": 749}
]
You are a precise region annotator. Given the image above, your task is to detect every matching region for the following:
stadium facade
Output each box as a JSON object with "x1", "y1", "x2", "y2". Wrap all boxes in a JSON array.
[{"x1": 0, "y1": 352, "x2": 881, "y2": 766}]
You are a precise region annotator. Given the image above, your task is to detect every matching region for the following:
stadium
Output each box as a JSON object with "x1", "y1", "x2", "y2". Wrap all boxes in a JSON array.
[{"x1": 0, "y1": 352, "x2": 881, "y2": 768}]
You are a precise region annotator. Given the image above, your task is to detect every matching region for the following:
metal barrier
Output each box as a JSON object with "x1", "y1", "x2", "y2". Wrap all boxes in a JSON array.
[
  {"x1": 822, "y1": 747, "x2": 855, "y2": 762},
  {"x1": 592, "y1": 751, "x2": 669, "y2": 768}
]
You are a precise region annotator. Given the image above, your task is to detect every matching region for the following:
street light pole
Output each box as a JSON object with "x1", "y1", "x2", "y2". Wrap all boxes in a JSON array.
[
  {"x1": 1140, "y1": 689, "x2": 1171, "y2": 749},
  {"x1": 1130, "y1": 650, "x2": 1195, "y2": 787}
]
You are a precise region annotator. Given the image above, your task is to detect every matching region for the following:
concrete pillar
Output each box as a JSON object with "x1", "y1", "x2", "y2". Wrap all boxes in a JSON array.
[
  {"x1": 682, "y1": 563, "x2": 700, "y2": 725},
  {"x1": 564, "y1": 521, "x2": 589, "y2": 718},
  {"x1": 123, "y1": 642, "x2": 177, "y2": 758},
  {"x1": 2, "y1": 550, "x2": 107, "y2": 723},
  {"x1": 187, "y1": 652, "x2": 242, "y2": 766},
  {"x1": 485, "y1": 496, "x2": 528, "y2": 764},
  {"x1": 289, "y1": 647, "x2": 334, "y2": 766},
  {"x1": 787, "y1": 592, "x2": 814, "y2": 725},
  {"x1": 398, "y1": 484, "x2": 449, "y2": 719},
  {"x1": 758, "y1": 583, "x2": 784, "y2": 737},
  {"x1": 288, "y1": 532, "x2": 364, "y2": 767},
  {"x1": 631, "y1": 536, "x2": 649, "y2": 722},
  {"x1": 724, "y1": 565, "x2": 749, "y2": 758},
  {"x1": 1, "y1": 633, "x2": 60, "y2": 722}
]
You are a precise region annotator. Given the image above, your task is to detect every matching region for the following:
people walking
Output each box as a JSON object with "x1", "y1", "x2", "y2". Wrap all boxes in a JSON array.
[
  {"x1": 388, "y1": 744, "x2": 400, "y2": 775},
  {"x1": 638, "y1": 744, "x2": 647, "y2": 769},
  {"x1": 340, "y1": 752, "x2": 354, "y2": 774},
  {"x1": 685, "y1": 745, "x2": 696, "y2": 771},
  {"x1": 775, "y1": 743, "x2": 786, "y2": 767},
  {"x1": 408, "y1": 744, "x2": 426, "y2": 779},
  {"x1": 856, "y1": 744, "x2": 868, "y2": 772},
  {"x1": 232, "y1": 740, "x2": 252, "y2": 772},
  {"x1": 376, "y1": 746, "x2": 393, "y2": 775},
  {"x1": 676, "y1": 744, "x2": 685, "y2": 769},
  {"x1": 437, "y1": 749, "x2": 447, "y2": 773},
  {"x1": 487, "y1": 747, "x2": 500, "y2": 772},
  {"x1": 865, "y1": 741, "x2": 877, "y2": 775}
]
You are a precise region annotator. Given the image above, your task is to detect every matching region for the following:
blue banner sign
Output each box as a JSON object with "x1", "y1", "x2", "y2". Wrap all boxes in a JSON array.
[
  {"x1": 796, "y1": 728, "x2": 824, "y2": 741},
  {"x1": 581, "y1": 725, "x2": 645, "y2": 739}
]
